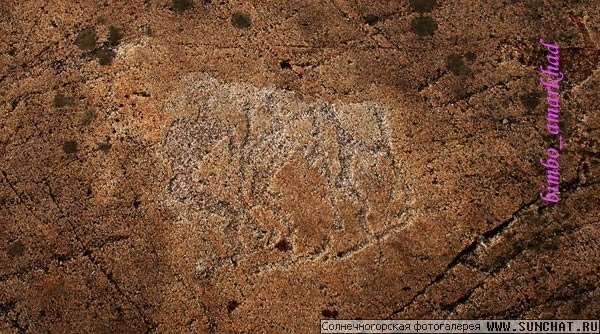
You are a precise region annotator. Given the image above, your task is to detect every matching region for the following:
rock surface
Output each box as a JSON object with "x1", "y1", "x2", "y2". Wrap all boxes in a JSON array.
[{"x1": 1, "y1": 0, "x2": 599, "y2": 333}]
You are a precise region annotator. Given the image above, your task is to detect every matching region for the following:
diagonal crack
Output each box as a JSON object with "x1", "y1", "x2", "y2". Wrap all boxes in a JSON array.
[
  {"x1": 2, "y1": 170, "x2": 45, "y2": 226},
  {"x1": 45, "y1": 181, "x2": 157, "y2": 333},
  {"x1": 442, "y1": 219, "x2": 599, "y2": 315},
  {"x1": 387, "y1": 195, "x2": 539, "y2": 318},
  {"x1": 388, "y1": 174, "x2": 598, "y2": 318}
]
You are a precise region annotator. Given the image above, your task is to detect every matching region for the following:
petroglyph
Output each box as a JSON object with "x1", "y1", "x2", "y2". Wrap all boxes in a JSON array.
[{"x1": 159, "y1": 74, "x2": 412, "y2": 269}]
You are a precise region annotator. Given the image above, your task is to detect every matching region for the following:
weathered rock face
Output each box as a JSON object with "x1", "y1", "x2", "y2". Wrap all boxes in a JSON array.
[{"x1": 1, "y1": 0, "x2": 599, "y2": 333}]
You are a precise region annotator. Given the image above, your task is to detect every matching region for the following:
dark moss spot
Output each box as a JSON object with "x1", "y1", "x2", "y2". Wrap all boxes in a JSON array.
[
  {"x1": 446, "y1": 54, "x2": 472, "y2": 76},
  {"x1": 465, "y1": 51, "x2": 477, "y2": 62},
  {"x1": 572, "y1": 300, "x2": 584, "y2": 315},
  {"x1": 53, "y1": 94, "x2": 74, "y2": 108},
  {"x1": 409, "y1": 0, "x2": 436, "y2": 13},
  {"x1": 172, "y1": 0, "x2": 193, "y2": 12},
  {"x1": 109, "y1": 26, "x2": 124, "y2": 46},
  {"x1": 82, "y1": 110, "x2": 97, "y2": 126},
  {"x1": 75, "y1": 27, "x2": 97, "y2": 51},
  {"x1": 410, "y1": 16, "x2": 438, "y2": 36},
  {"x1": 54, "y1": 254, "x2": 69, "y2": 262},
  {"x1": 280, "y1": 60, "x2": 291, "y2": 70},
  {"x1": 274, "y1": 238, "x2": 292, "y2": 252},
  {"x1": 7, "y1": 241, "x2": 24, "y2": 257},
  {"x1": 143, "y1": 25, "x2": 153, "y2": 36},
  {"x1": 227, "y1": 300, "x2": 240, "y2": 313},
  {"x1": 94, "y1": 47, "x2": 116, "y2": 66},
  {"x1": 322, "y1": 309, "x2": 339, "y2": 318},
  {"x1": 232, "y1": 12, "x2": 251, "y2": 29},
  {"x1": 520, "y1": 92, "x2": 541, "y2": 111},
  {"x1": 538, "y1": 239, "x2": 559, "y2": 252},
  {"x1": 364, "y1": 14, "x2": 379, "y2": 26},
  {"x1": 445, "y1": 54, "x2": 462, "y2": 74},
  {"x1": 133, "y1": 197, "x2": 141, "y2": 208},
  {"x1": 113, "y1": 306, "x2": 125, "y2": 318},
  {"x1": 8, "y1": 47, "x2": 17, "y2": 57},
  {"x1": 98, "y1": 142, "x2": 112, "y2": 152},
  {"x1": 453, "y1": 83, "x2": 469, "y2": 99},
  {"x1": 63, "y1": 140, "x2": 78, "y2": 154}
]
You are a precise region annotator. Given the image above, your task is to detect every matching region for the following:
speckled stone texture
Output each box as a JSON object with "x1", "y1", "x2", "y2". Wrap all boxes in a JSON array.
[{"x1": 1, "y1": 0, "x2": 599, "y2": 333}]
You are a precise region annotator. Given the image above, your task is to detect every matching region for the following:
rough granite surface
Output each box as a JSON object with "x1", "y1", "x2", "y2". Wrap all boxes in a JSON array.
[{"x1": 0, "y1": 0, "x2": 599, "y2": 333}]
